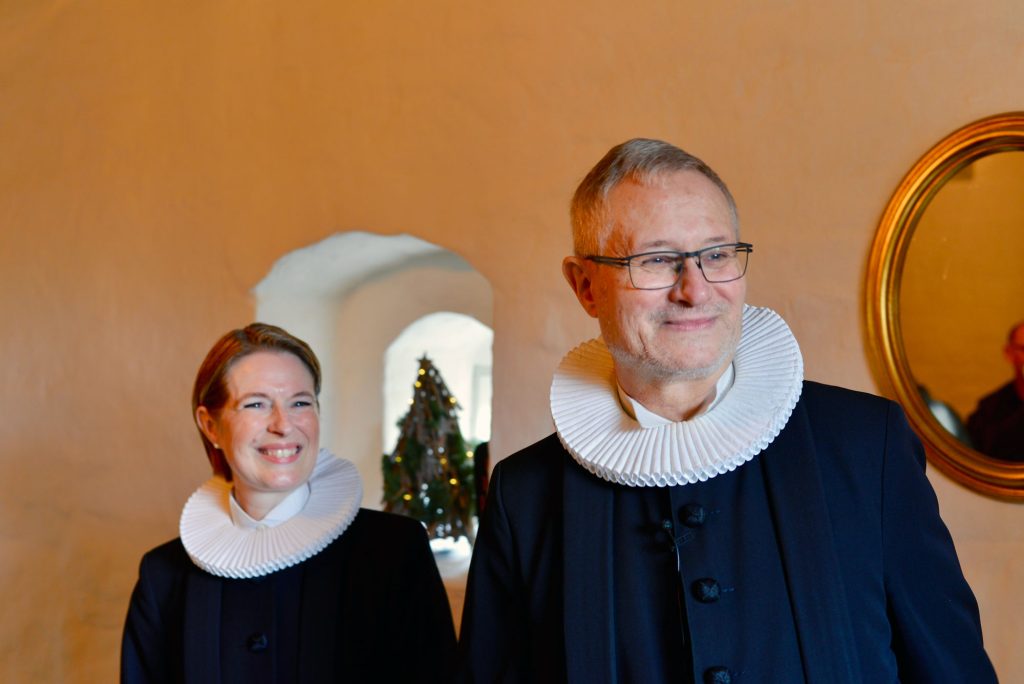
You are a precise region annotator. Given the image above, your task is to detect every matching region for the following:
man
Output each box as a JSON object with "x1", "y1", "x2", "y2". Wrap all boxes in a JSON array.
[
  {"x1": 967, "y1": 321, "x2": 1024, "y2": 460},
  {"x1": 458, "y1": 139, "x2": 996, "y2": 682}
]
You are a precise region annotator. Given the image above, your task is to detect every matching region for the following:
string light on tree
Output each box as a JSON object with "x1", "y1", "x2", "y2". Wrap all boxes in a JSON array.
[{"x1": 381, "y1": 355, "x2": 476, "y2": 543}]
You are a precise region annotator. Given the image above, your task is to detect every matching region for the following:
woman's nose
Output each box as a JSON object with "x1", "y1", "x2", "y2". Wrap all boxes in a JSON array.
[{"x1": 267, "y1": 406, "x2": 292, "y2": 434}]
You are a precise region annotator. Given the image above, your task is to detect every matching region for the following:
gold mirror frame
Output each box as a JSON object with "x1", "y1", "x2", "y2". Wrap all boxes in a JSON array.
[{"x1": 866, "y1": 112, "x2": 1024, "y2": 499}]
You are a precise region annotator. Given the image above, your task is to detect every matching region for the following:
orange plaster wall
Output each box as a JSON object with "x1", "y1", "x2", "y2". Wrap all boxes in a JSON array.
[{"x1": 2, "y1": 2, "x2": 1023, "y2": 680}]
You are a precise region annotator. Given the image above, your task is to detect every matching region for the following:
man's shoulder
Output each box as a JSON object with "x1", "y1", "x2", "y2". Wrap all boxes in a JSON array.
[
  {"x1": 499, "y1": 433, "x2": 564, "y2": 464},
  {"x1": 794, "y1": 381, "x2": 906, "y2": 453},
  {"x1": 484, "y1": 435, "x2": 570, "y2": 533},
  {"x1": 979, "y1": 381, "x2": 1017, "y2": 408},
  {"x1": 489, "y1": 433, "x2": 570, "y2": 496},
  {"x1": 800, "y1": 380, "x2": 895, "y2": 419},
  {"x1": 793, "y1": 381, "x2": 920, "y2": 468}
]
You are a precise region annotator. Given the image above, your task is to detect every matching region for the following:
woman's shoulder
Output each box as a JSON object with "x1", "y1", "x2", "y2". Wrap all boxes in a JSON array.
[
  {"x1": 136, "y1": 537, "x2": 192, "y2": 578},
  {"x1": 127, "y1": 538, "x2": 199, "y2": 614},
  {"x1": 346, "y1": 508, "x2": 430, "y2": 541},
  {"x1": 315, "y1": 508, "x2": 435, "y2": 567}
]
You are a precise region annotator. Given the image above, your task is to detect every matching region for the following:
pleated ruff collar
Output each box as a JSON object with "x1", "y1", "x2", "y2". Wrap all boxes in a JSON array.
[
  {"x1": 180, "y1": 449, "x2": 362, "y2": 578},
  {"x1": 550, "y1": 305, "x2": 804, "y2": 487}
]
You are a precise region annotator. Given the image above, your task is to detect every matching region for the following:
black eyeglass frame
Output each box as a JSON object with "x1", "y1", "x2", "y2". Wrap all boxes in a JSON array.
[{"x1": 585, "y1": 242, "x2": 754, "y2": 289}]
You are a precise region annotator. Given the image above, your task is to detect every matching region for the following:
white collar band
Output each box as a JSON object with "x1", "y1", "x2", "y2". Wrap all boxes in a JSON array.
[
  {"x1": 550, "y1": 305, "x2": 804, "y2": 487},
  {"x1": 180, "y1": 449, "x2": 363, "y2": 578},
  {"x1": 228, "y1": 481, "x2": 311, "y2": 530},
  {"x1": 617, "y1": 362, "x2": 736, "y2": 427}
]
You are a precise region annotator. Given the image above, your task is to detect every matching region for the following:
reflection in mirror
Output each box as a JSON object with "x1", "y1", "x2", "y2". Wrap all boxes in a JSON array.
[
  {"x1": 918, "y1": 384, "x2": 972, "y2": 445},
  {"x1": 866, "y1": 112, "x2": 1024, "y2": 499},
  {"x1": 965, "y1": 321, "x2": 1024, "y2": 459},
  {"x1": 900, "y1": 153, "x2": 1024, "y2": 462}
]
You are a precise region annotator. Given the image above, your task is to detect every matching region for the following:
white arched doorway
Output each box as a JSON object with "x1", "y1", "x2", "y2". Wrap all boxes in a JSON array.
[{"x1": 253, "y1": 231, "x2": 493, "y2": 510}]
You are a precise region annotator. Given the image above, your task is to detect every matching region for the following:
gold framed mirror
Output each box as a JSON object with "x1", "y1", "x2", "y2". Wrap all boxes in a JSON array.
[{"x1": 866, "y1": 112, "x2": 1024, "y2": 499}]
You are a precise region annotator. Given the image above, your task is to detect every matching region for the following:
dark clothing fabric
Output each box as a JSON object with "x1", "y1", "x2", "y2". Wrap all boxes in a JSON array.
[
  {"x1": 473, "y1": 442, "x2": 491, "y2": 516},
  {"x1": 605, "y1": 462, "x2": 803, "y2": 682},
  {"x1": 122, "y1": 508, "x2": 456, "y2": 684},
  {"x1": 457, "y1": 382, "x2": 996, "y2": 683},
  {"x1": 967, "y1": 381, "x2": 1024, "y2": 460},
  {"x1": 217, "y1": 564, "x2": 301, "y2": 682}
]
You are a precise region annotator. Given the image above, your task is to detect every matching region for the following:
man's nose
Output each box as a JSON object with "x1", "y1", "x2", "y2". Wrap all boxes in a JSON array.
[{"x1": 668, "y1": 258, "x2": 710, "y2": 304}]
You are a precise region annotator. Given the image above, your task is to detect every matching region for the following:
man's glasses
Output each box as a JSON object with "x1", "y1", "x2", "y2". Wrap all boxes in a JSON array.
[{"x1": 586, "y1": 242, "x2": 753, "y2": 289}]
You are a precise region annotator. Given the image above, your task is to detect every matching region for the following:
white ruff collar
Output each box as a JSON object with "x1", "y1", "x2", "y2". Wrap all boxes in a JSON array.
[
  {"x1": 180, "y1": 450, "x2": 362, "y2": 578},
  {"x1": 550, "y1": 305, "x2": 803, "y2": 487}
]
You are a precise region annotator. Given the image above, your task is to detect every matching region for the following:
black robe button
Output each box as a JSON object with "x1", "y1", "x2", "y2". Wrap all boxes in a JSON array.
[
  {"x1": 246, "y1": 632, "x2": 269, "y2": 652},
  {"x1": 680, "y1": 503, "x2": 707, "y2": 528},
  {"x1": 703, "y1": 665, "x2": 732, "y2": 683},
  {"x1": 692, "y1": 578, "x2": 721, "y2": 603}
]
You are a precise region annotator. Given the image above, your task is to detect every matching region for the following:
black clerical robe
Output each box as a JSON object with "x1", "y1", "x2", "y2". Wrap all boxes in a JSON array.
[
  {"x1": 458, "y1": 382, "x2": 995, "y2": 683},
  {"x1": 123, "y1": 509, "x2": 456, "y2": 683}
]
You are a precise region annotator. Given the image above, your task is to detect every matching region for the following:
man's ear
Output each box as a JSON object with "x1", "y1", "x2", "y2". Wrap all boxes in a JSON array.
[
  {"x1": 1003, "y1": 344, "x2": 1024, "y2": 372},
  {"x1": 562, "y1": 256, "x2": 600, "y2": 318}
]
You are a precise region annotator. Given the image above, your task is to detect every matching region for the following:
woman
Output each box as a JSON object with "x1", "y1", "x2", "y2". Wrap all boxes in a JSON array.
[{"x1": 122, "y1": 323, "x2": 456, "y2": 683}]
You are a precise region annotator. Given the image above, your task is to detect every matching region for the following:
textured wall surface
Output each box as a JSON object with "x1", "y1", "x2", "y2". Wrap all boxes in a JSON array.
[{"x1": 2, "y1": 2, "x2": 1022, "y2": 680}]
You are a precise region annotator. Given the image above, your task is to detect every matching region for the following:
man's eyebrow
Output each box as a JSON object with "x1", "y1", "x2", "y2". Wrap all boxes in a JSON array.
[{"x1": 636, "y1": 236, "x2": 732, "y2": 250}]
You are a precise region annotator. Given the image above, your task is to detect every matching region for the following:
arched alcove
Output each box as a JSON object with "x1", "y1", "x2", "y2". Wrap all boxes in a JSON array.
[
  {"x1": 253, "y1": 232, "x2": 493, "y2": 510},
  {"x1": 383, "y1": 312, "x2": 493, "y2": 455}
]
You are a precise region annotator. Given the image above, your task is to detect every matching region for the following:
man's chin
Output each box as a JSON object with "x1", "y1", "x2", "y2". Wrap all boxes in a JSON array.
[
  {"x1": 658, "y1": 360, "x2": 724, "y2": 382},
  {"x1": 611, "y1": 348, "x2": 729, "y2": 384},
  {"x1": 648, "y1": 344, "x2": 737, "y2": 383}
]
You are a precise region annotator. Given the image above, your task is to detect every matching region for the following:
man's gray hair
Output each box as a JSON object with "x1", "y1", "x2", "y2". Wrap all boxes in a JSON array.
[{"x1": 569, "y1": 138, "x2": 739, "y2": 256}]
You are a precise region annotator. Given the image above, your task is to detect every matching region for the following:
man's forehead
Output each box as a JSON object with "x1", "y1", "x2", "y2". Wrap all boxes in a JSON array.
[
  {"x1": 603, "y1": 173, "x2": 737, "y2": 247},
  {"x1": 608, "y1": 172, "x2": 734, "y2": 219}
]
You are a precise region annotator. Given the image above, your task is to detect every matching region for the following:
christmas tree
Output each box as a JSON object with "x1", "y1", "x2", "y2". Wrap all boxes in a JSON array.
[{"x1": 382, "y1": 355, "x2": 476, "y2": 543}]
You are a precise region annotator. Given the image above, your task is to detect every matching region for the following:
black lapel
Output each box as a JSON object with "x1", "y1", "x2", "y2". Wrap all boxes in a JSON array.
[
  {"x1": 562, "y1": 456, "x2": 618, "y2": 683},
  {"x1": 182, "y1": 569, "x2": 222, "y2": 684},
  {"x1": 760, "y1": 399, "x2": 862, "y2": 683}
]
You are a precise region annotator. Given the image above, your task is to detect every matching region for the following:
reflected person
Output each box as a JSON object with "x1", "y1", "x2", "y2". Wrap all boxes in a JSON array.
[
  {"x1": 122, "y1": 323, "x2": 455, "y2": 683},
  {"x1": 967, "y1": 320, "x2": 1024, "y2": 461},
  {"x1": 457, "y1": 139, "x2": 995, "y2": 682}
]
